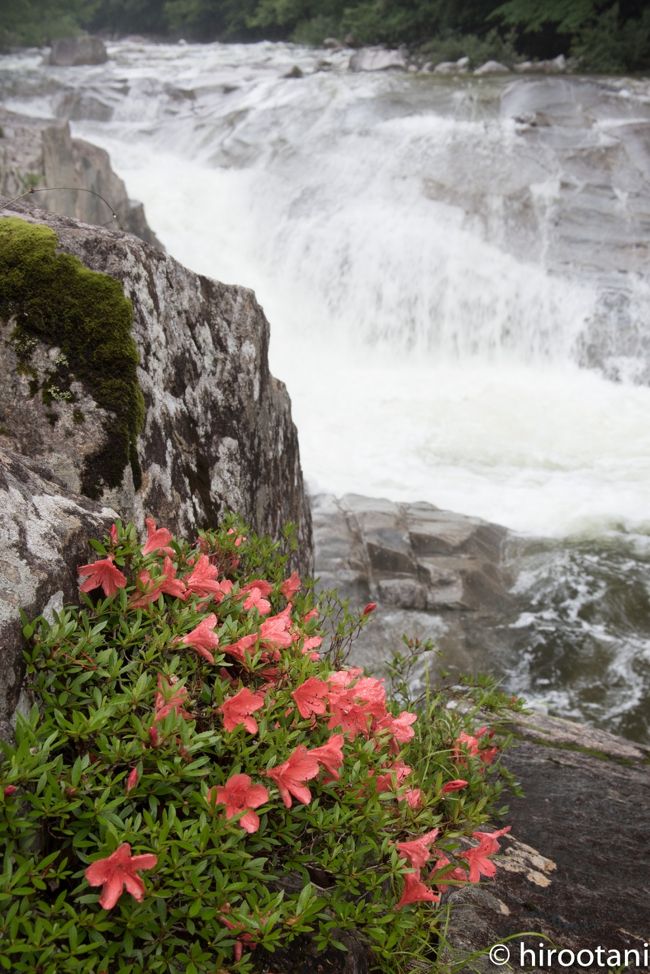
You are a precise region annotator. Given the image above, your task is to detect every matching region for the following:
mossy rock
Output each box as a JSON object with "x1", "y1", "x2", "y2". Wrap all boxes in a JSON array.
[{"x1": 0, "y1": 216, "x2": 144, "y2": 496}]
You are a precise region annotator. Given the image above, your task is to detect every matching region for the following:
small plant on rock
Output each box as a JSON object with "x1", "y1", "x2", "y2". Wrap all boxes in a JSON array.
[{"x1": 0, "y1": 516, "x2": 520, "y2": 973}]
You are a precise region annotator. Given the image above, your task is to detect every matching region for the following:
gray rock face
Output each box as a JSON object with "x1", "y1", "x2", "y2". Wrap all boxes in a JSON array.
[
  {"x1": 446, "y1": 713, "x2": 650, "y2": 972},
  {"x1": 0, "y1": 108, "x2": 160, "y2": 247},
  {"x1": 474, "y1": 60, "x2": 510, "y2": 75},
  {"x1": 312, "y1": 492, "x2": 510, "y2": 674},
  {"x1": 349, "y1": 48, "x2": 407, "y2": 72},
  {"x1": 0, "y1": 206, "x2": 312, "y2": 569},
  {"x1": 0, "y1": 447, "x2": 117, "y2": 738},
  {"x1": 48, "y1": 36, "x2": 108, "y2": 67}
]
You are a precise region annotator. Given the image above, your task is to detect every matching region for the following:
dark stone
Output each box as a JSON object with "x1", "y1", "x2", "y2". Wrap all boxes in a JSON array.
[
  {"x1": 48, "y1": 36, "x2": 108, "y2": 67},
  {"x1": 445, "y1": 713, "x2": 650, "y2": 972}
]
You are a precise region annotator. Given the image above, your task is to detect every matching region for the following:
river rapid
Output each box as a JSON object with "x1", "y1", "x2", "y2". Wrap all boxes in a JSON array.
[{"x1": 2, "y1": 40, "x2": 649, "y2": 741}]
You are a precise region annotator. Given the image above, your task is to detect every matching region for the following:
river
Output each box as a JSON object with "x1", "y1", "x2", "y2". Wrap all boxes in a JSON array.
[{"x1": 1, "y1": 40, "x2": 649, "y2": 741}]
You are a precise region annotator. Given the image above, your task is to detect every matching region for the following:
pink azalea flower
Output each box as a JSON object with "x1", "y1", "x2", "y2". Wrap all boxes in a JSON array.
[
  {"x1": 280, "y1": 571, "x2": 301, "y2": 600},
  {"x1": 159, "y1": 557, "x2": 187, "y2": 599},
  {"x1": 78, "y1": 557, "x2": 127, "y2": 598},
  {"x1": 292, "y1": 677, "x2": 330, "y2": 719},
  {"x1": 180, "y1": 614, "x2": 219, "y2": 664},
  {"x1": 401, "y1": 787, "x2": 423, "y2": 809},
  {"x1": 141, "y1": 517, "x2": 174, "y2": 557},
  {"x1": 220, "y1": 687, "x2": 266, "y2": 733},
  {"x1": 375, "y1": 710, "x2": 417, "y2": 746},
  {"x1": 259, "y1": 606, "x2": 293, "y2": 649},
  {"x1": 396, "y1": 870, "x2": 440, "y2": 909},
  {"x1": 226, "y1": 527, "x2": 246, "y2": 547},
  {"x1": 154, "y1": 674, "x2": 191, "y2": 723},
  {"x1": 308, "y1": 734, "x2": 345, "y2": 779},
  {"x1": 267, "y1": 746, "x2": 320, "y2": 808},
  {"x1": 300, "y1": 635, "x2": 323, "y2": 658},
  {"x1": 396, "y1": 828, "x2": 441, "y2": 869},
  {"x1": 222, "y1": 633, "x2": 257, "y2": 664},
  {"x1": 442, "y1": 779, "x2": 468, "y2": 794},
  {"x1": 460, "y1": 827, "x2": 511, "y2": 883},
  {"x1": 430, "y1": 854, "x2": 468, "y2": 892},
  {"x1": 209, "y1": 774, "x2": 269, "y2": 833},
  {"x1": 242, "y1": 579, "x2": 273, "y2": 598},
  {"x1": 84, "y1": 843, "x2": 157, "y2": 910},
  {"x1": 109, "y1": 523, "x2": 119, "y2": 545},
  {"x1": 125, "y1": 768, "x2": 139, "y2": 793},
  {"x1": 374, "y1": 760, "x2": 412, "y2": 793},
  {"x1": 241, "y1": 587, "x2": 271, "y2": 616},
  {"x1": 303, "y1": 608, "x2": 319, "y2": 622},
  {"x1": 184, "y1": 555, "x2": 226, "y2": 599},
  {"x1": 328, "y1": 668, "x2": 363, "y2": 690},
  {"x1": 362, "y1": 602, "x2": 377, "y2": 615},
  {"x1": 3, "y1": 785, "x2": 17, "y2": 797}
]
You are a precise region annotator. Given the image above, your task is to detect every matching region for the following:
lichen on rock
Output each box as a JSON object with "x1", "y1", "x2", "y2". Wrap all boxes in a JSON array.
[{"x1": 0, "y1": 216, "x2": 144, "y2": 497}]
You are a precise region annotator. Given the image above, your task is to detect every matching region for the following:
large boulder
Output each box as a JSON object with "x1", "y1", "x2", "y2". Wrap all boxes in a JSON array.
[
  {"x1": 349, "y1": 47, "x2": 407, "y2": 72},
  {"x1": 0, "y1": 447, "x2": 117, "y2": 738},
  {"x1": 446, "y1": 712, "x2": 650, "y2": 971},
  {"x1": 0, "y1": 108, "x2": 160, "y2": 247},
  {"x1": 48, "y1": 35, "x2": 108, "y2": 67},
  {"x1": 0, "y1": 208, "x2": 312, "y2": 566}
]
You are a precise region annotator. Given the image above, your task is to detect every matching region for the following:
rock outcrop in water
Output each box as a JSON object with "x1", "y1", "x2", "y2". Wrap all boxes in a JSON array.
[
  {"x1": 312, "y1": 492, "x2": 512, "y2": 674},
  {"x1": 0, "y1": 207, "x2": 311, "y2": 734},
  {"x1": 48, "y1": 35, "x2": 108, "y2": 67},
  {"x1": 0, "y1": 108, "x2": 160, "y2": 247}
]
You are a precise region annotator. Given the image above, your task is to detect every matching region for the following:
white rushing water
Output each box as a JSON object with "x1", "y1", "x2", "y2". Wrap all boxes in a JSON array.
[
  {"x1": 3, "y1": 40, "x2": 650, "y2": 738},
  {"x1": 4, "y1": 40, "x2": 650, "y2": 540}
]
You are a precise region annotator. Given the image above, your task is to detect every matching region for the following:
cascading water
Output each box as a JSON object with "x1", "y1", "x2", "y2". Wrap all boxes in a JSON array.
[{"x1": 2, "y1": 41, "x2": 649, "y2": 740}]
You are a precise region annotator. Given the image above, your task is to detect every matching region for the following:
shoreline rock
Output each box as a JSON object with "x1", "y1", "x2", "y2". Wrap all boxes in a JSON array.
[{"x1": 48, "y1": 35, "x2": 108, "y2": 67}]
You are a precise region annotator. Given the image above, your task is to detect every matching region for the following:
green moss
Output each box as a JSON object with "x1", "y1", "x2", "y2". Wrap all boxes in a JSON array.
[{"x1": 0, "y1": 217, "x2": 144, "y2": 497}]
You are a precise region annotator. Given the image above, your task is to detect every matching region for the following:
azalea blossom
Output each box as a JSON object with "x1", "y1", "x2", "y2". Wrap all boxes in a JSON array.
[
  {"x1": 220, "y1": 687, "x2": 266, "y2": 734},
  {"x1": 84, "y1": 843, "x2": 157, "y2": 909},
  {"x1": 396, "y1": 828, "x2": 441, "y2": 869},
  {"x1": 209, "y1": 774, "x2": 269, "y2": 833},
  {"x1": 396, "y1": 870, "x2": 440, "y2": 909},
  {"x1": 109, "y1": 523, "x2": 119, "y2": 545},
  {"x1": 267, "y1": 745, "x2": 320, "y2": 808},
  {"x1": 401, "y1": 787, "x2": 423, "y2": 809},
  {"x1": 259, "y1": 606, "x2": 293, "y2": 649},
  {"x1": 308, "y1": 734, "x2": 345, "y2": 779},
  {"x1": 280, "y1": 571, "x2": 301, "y2": 601},
  {"x1": 180, "y1": 614, "x2": 219, "y2": 664},
  {"x1": 292, "y1": 677, "x2": 330, "y2": 719},
  {"x1": 363, "y1": 602, "x2": 377, "y2": 615},
  {"x1": 154, "y1": 674, "x2": 191, "y2": 723},
  {"x1": 442, "y1": 779, "x2": 468, "y2": 794},
  {"x1": 430, "y1": 854, "x2": 468, "y2": 892},
  {"x1": 184, "y1": 555, "x2": 228, "y2": 600},
  {"x1": 460, "y1": 826, "x2": 511, "y2": 883},
  {"x1": 78, "y1": 557, "x2": 127, "y2": 598},
  {"x1": 222, "y1": 632, "x2": 257, "y2": 665},
  {"x1": 373, "y1": 760, "x2": 412, "y2": 793},
  {"x1": 241, "y1": 586, "x2": 271, "y2": 616},
  {"x1": 374, "y1": 710, "x2": 417, "y2": 747},
  {"x1": 125, "y1": 767, "x2": 139, "y2": 793},
  {"x1": 3, "y1": 785, "x2": 17, "y2": 797},
  {"x1": 141, "y1": 517, "x2": 174, "y2": 557}
]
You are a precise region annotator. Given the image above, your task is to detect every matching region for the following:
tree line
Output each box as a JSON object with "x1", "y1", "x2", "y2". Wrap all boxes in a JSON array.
[{"x1": 2, "y1": 0, "x2": 650, "y2": 72}]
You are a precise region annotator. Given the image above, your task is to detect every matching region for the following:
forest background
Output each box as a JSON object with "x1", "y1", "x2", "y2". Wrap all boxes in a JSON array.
[{"x1": 2, "y1": 0, "x2": 650, "y2": 73}]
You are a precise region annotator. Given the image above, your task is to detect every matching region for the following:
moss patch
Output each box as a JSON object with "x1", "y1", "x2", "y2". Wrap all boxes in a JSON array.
[{"x1": 0, "y1": 216, "x2": 144, "y2": 497}]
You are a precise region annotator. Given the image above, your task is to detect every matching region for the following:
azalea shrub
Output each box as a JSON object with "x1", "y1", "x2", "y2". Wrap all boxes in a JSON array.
[{"x1": 0, "y1": 516, "x2": 521, "y2": 973}]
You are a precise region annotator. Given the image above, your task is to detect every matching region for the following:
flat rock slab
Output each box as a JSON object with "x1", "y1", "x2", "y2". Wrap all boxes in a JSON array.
[{"x1": 446, "y1": 713, "x2": 650, "y2": 972}]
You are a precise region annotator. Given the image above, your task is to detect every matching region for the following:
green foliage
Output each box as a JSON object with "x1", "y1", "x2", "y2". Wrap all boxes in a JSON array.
[
  {"x1": 0, "y1": 217, "x2": 144, "y2": 496},
  {"x1": 1, "y1": 516, "x2": 520, "y2": 973},
  {"x1": 0, "y1": 0, "x2": 88, "y2": 49}
]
